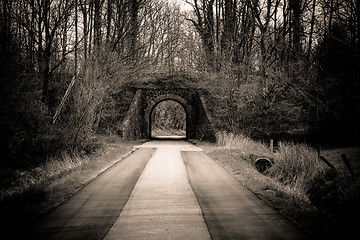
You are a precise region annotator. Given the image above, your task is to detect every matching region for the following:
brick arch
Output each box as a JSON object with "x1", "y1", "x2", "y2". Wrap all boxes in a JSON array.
[{"x1": 145, "y1": 94, "x2": 190, "y2": 139}]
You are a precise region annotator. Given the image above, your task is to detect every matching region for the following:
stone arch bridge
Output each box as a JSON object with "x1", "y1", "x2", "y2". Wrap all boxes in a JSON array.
[{"x1": 119, "y1": 77, "x2": 216, "y2": 142}]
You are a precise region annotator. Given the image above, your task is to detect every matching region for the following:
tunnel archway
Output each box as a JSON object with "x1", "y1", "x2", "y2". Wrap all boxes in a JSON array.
[
  {"x1": 149, "y1": 100, "x2": 187, "y2": 139},
  {"x1": 119, "y1": 84, "x2": 216, "y2": 142},
  {"x1": 145, "y1": 94, "x2": 190, "y2": 140}
]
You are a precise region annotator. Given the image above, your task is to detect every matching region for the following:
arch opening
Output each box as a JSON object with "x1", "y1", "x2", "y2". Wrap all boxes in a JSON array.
[{"x1": 149, "y1": 100, "x2": 187, "y2": 139}]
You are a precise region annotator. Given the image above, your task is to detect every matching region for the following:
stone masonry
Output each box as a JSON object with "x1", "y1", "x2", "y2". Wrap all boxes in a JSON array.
[{"x1": 119, "y1": 78, "x2": 216, "y2": 142}]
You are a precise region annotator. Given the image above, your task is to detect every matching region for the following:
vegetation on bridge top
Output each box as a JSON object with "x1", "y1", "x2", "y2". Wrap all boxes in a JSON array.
[{"x1": 136, "y1": 71, "x2": 202, "y2": 89}]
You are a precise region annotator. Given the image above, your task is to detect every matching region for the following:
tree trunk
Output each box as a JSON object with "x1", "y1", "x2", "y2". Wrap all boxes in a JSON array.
[
  {"x1": 1, "y1": 0, "x2": 10, "y2": 53},
  {"x1": 75, "y1": 0, "x2": 78, "y2": 74},
  {"x1": 106, "y1": 0, "x2": 113, "y2": 44},
  {"x1": 61, "y1": 20, "x2": 68, "y2": 73},
  {"x1": 89, "y1": 0, "x2": 94, "y2": 54},
  {"x1": 308, "y1": 0, "x2": 316, "y2": 56},
  {"x1": 40, "y1": 0, "x2": 52, "y2": 103},
  {"x1": 94, "y1": 0, "x2": 101, "y2": 48},
  {"x1": 222, "y1": 0, "x2": 236, "y2": 54},
  {"x1": 40, "y1": 48, "x2": 51, "y2": 103},
  {"x1": 30, "y1": 0, "x2": 35, "y2": 69},
  {"x1": 357, "y1": 0, "x2": 360, "y2": 61},
  {"x1": 79, "y1": 0, "x2": 88, "y2": 60},
  {"x1": 290, "y1": 0, "x2": 302, "y2": 59},
  {"x1": 130, "y1": 0, "x2": 139, "y2": 59}
]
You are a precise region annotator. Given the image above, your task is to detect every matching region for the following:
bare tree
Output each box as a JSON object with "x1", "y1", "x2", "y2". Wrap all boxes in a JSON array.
[
  {"x1": 186, "y1": 0, "x2": 216, "y2": 68},
  {"x1": 94, "y1": 0, "x2": 102, "y2": 48}
]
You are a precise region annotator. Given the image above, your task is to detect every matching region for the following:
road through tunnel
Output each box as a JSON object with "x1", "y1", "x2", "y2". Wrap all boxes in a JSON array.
[{"x1": 149, "y1": 99, "x2": 187, "y2": 139}]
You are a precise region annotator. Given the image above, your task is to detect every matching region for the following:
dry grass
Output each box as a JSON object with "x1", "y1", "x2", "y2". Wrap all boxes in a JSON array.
[
  {"x1": 207, "y1": 133, "x2": 316, "y2": 202},
  {"x1": 268, "y1": 142, "x2": 327, "y2": 194},
  {"x1": 200, "y1": 132, "x2": 360, "y2": 239},
  {"x1": 0, "y1": 135, "x2": 137, "y2": 225},
  {"x1": 216, "y1": 131, "x2": 272, "y2": 155},
  {"x1": 0, "y1": 150, "x2": 85, "y2": 201},
  {"x1": 204, "y1": 147, "x2": 321, "y2": 235},
  {"x1": 215, "y1": 132, "x2": 327, "y2": 198}
]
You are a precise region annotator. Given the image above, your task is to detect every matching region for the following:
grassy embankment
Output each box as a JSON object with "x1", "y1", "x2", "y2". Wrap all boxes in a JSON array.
[
  {"x1": 199, "y1": 132, "x2": 360, "y2": 240},
  {"x1": 0, "y1": 135, "x2": 139, "y2": 230}
]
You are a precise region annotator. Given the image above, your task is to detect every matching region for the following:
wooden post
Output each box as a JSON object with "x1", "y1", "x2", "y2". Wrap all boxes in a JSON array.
[
  {"x1": 341, "y1": 154, "x2": 355, "y2": 180},
  {"x1": 319, "y1": 156, "x2": 336, "y2": 171},
  {"x1": 270, "y1": 139, "x2": 274, "y2": 152}
]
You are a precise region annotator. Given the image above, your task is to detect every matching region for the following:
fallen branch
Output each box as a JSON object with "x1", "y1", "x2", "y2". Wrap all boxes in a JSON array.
[{"x1": 52, "y1": 73, "x2": 77, "y2": 124}]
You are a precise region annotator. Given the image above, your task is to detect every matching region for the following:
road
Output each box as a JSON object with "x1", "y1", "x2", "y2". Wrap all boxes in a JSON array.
[{"x1": 29, "y1": 140, "x2": 307, "y2": 240}]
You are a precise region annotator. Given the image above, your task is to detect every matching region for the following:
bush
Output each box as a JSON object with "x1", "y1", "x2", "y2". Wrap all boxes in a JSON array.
[
  {"x1": 306, "y1": 165, "x2": 360, "y2": 213},
  {"x1": 0, "y1": 74, "x2": 64, "y2": 168},
  {"x1": 0, "y1": 48, "x2": 125, "y2": 168},
  {"x1": 53, "y1": 48, "x2": 131, "y2": 148},
  {"x1": 305, "y1": 169, "x2": 340, "y2": 210},
  {"x1": 216, "y1": 133, "x2": 331, "y2": 200},
  {"x1": 267, "y1": 142, "x2": 326, "y2": 193}
]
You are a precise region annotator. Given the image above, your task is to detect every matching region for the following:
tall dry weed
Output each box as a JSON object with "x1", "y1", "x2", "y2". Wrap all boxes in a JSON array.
[
  {"x1": 216, "y1": 132, "x2": 327, "y2": 199},
  {"x1": 268, "y1": 142, "x2": 326, "y2": 191},
  {"x1": 0, "y1": 150, "x2": 85, "y2": 201},
  {"x1": 216, "y1": 132, "x2": 271, "y2": 156}
]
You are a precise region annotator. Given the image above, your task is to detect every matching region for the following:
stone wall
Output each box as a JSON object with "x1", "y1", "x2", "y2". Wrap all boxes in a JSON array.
[
  {"x1": 119, "y1": 86, "x2": 216, "y2": 142},
  {"x1": 194, "y1": 90, "x2": 217, "y2": 142}
]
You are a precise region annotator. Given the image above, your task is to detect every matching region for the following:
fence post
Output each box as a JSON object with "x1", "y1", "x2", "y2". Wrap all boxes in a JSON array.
[
  {"x1": 319, "y1": 156, "x2": 336, "y2": 171},
  {"x1": 270, "y1": 139, "x2": 274, "y2": 152},
  {"x1": 341, "y1": 154, "x2": 355, "y2": 180}
]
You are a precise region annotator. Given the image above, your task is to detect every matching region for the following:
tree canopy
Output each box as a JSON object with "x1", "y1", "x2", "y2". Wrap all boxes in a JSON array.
[{"x1": 0, "y1": 0, "x2": 359, "y2": 164}]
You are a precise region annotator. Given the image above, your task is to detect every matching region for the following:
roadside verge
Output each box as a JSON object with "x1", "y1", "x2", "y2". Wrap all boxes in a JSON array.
[{"x1": 0, "y1": 135, "x2": 144, "y2": 235}]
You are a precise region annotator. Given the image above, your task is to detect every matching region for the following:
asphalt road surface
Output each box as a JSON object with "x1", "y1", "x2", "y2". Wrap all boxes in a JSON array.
[{"x1": 29, "y1": 140, "x2": 307, "y2": 240}]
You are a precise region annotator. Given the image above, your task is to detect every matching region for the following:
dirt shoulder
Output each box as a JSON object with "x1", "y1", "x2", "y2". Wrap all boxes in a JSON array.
[
  {"x1": 0, "y1": 135, "x2": 143, "y2": 231},
  {"x1": 40, "y1": 136, "x2": 143, "y2": 215},
  {"x1": 197, "y1": 142, "x2": 360, "y2": 240}
]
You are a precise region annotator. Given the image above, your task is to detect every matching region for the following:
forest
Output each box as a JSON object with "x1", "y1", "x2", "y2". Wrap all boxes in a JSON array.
[{"x1": 0, "y1": 0, "x2": 359, "y2": 164}]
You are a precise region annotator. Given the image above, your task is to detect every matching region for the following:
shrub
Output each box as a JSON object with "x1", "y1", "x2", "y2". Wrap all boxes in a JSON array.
[
  {"x1": 55, "y1": 48, "x2": 132, "y2": 148},
  {"x1": 0, "y1": 74, "x2": 67, "y2": 168},
  {"x1": 267, "y1": 142, "x2": 326, "y2": 193},
  {"x1": 306, "y1": 164, "x2": 360, "y2": 213},
  {"x1": 305, "y1": 169, "x2": 340, "y2": 210},
  {"x1": 0, "y1": 149, "x2": 85, "y2": 201},
  {"x1": 216, "y1": 132, "x2": 330, "y2": 201}
]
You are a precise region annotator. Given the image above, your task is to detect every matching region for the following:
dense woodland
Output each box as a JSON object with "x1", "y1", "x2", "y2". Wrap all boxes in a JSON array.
[{"x1": 0, "y1": 0, "x2": 359, "y2": 165}]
